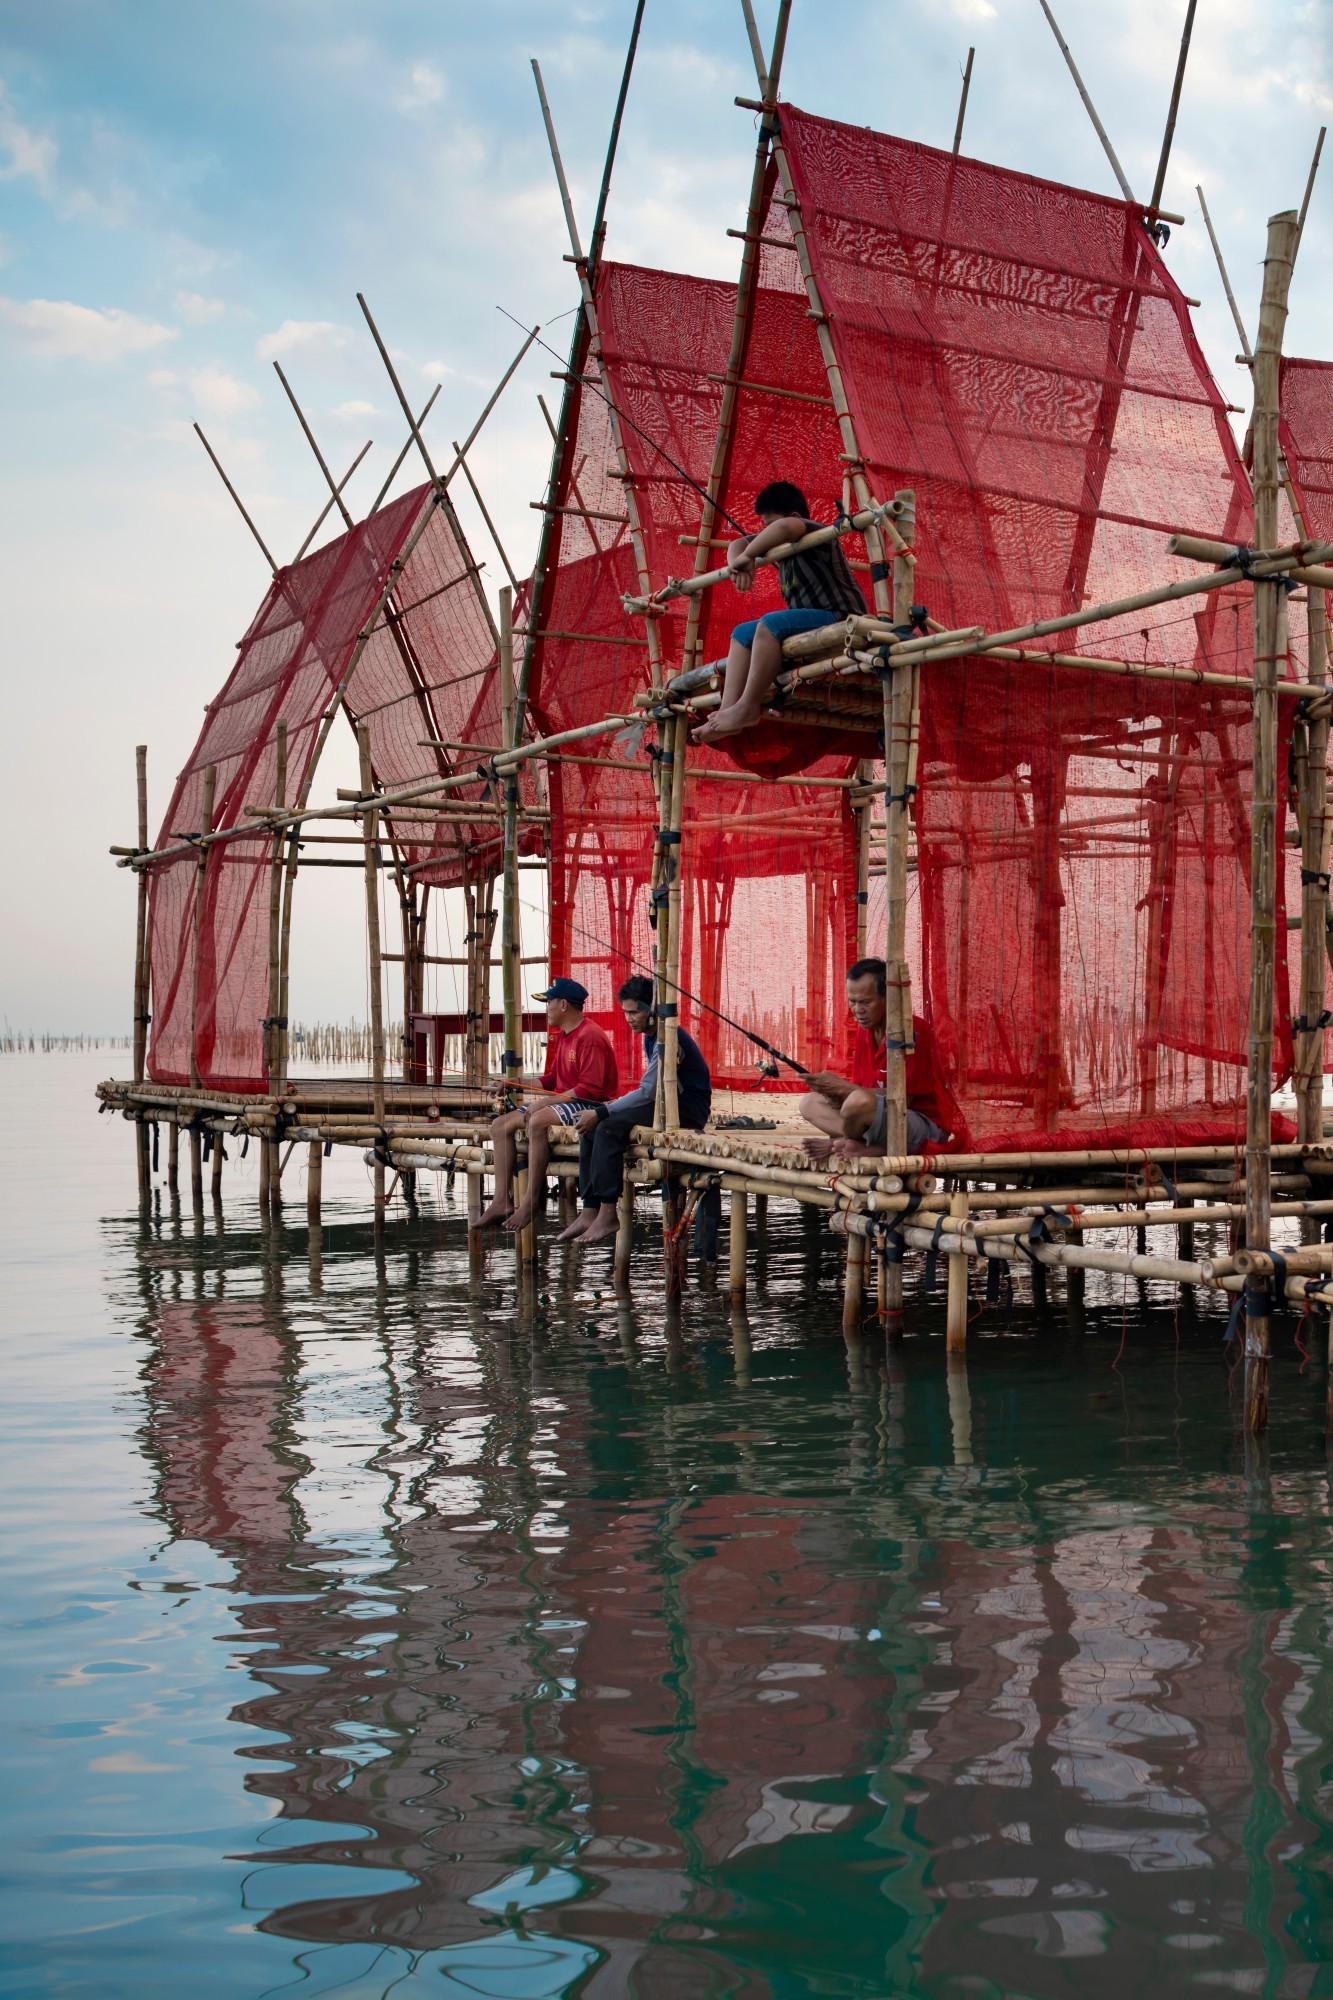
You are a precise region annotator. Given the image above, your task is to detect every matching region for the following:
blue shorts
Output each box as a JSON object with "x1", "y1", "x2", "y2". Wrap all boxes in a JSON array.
[{"x1": 731, "y1": 607, "x2": 843, "y2": 649}]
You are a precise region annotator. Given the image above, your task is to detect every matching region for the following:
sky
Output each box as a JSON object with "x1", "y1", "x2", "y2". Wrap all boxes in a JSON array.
[{"x1": 1, "y1": 0, "x2": 1331, "y2": 1034}]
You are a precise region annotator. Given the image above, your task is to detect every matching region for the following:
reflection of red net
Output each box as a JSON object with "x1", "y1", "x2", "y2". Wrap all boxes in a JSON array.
[
  {"x1": 531, "y1": 111, "x2": 1297, "y2": 1145},
  {"x1": 148, "y1": 485, "x2": 518, "y2": 1091}
]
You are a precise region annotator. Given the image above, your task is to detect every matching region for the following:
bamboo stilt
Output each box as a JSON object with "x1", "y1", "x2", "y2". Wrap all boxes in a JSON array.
[
  {"x1": 167, "y1": 1118, "x2": 179, "y2": 1196},
  {"x1": 729, "y1": 1188, "x2": 748, "y2": 1298},
  {"x1": 945, "y1": 1188, "x2": 969, "y2": 1351},
  {"x1": 615, "y1": 1172, "x2": 634, "y2": 1287},
  {"x1": 842, "y1": 1229, "x2": 865, "y2": 1332},
  {"x1": 211, "y1": 1132, "x2": 223, "y2": 1203},
  {"x1": 190, "y1": 1126, "x2": 203, "y2": 1211},
  {"x1": 307, "y1": 1140, "x2": 322, "y2": 1225},
  {"x1": 358, "y1": 724, "x2": 388, "y2": 1230},
  {"x1": 1245, "y1": 209, "x2": 1301, "y2": 1432}
]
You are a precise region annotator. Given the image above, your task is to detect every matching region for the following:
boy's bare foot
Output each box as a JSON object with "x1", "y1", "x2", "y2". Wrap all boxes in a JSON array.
[
  {"x1": 557, "y1": 1209, "x2": 596, "y2": 1242},
  {"x1": 692, "y1": 706, "x2": 738, "y2": 743},
  {"x1": 580, "y1": 1211, "x2": 621, "y2": 1244},
  {"x1": 502, "y1": 1200, "x2": 536, "y2": 1234},
  {"x1": 698, "y1": 703, "x2": 760, "y2": 741},
  {"x1": 474, "y1": 1199, "x2": 512, "y2": 1228}
]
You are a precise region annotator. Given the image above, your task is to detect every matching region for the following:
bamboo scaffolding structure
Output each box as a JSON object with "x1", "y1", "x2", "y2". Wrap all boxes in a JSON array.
[
  {"x1": 1245, "y1": 210, "x2": 1301, "y2": 1429},
  {"x1": 453, "y1": 441, "x2": 519, "y2": 591},
  {"x1": 498, "y1": 586, "x2": 523, "y2": 1087},
  {"x1": 188, "y1": 764, "x2": 216, "y2": 1097}
]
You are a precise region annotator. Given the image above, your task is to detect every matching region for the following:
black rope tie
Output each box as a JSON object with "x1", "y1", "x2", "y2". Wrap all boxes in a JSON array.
[
  {"x1": 1294, "y1": 1011, "x2": 1333, "y2": 1033},
  {"x1": 1300, "y1": 868, "x2": 1331, "y2": 890}
]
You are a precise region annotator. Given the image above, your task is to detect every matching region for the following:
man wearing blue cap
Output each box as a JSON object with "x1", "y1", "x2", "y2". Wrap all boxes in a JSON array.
[{"x1": 477, "y1": 977, "x2": 619, "y2": 1232}]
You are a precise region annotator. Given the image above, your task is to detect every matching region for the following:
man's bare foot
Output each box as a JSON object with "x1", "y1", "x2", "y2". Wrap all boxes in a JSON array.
[
  {"x1": 580, "y1": 1212, "x2": 621, "y2": 1244},
  {"x1": 802, "y1": 1135, "x2": 833, "y2": 1162},
  {"x1": 691, "y1": 707, "x2": 734, "y2": 743},
  {"x1": 502, "y1": 1202, "x2": 536, "y2": 1234},
  {"x1": 557, "y1": 1209, "x2": 596, "y2": 1242},
  {"x1": 474, "y1": 1199, "x2": 512, "y2": 1228}
]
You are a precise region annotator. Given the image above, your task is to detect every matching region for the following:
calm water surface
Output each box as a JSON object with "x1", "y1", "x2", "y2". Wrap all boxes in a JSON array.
[{"x1": 4, "y1": 1053, "x2": 1333, "y2": 1998}]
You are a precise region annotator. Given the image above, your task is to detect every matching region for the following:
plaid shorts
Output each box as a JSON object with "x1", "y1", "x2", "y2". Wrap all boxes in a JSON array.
[{"x1": 548, "y1": 1099, "x2": 602, "y2": 1127}]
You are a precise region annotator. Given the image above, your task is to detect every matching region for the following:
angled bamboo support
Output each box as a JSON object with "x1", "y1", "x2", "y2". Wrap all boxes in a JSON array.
[{"x1": 1245, "y1": 208, "x2": 1301, "y2": 1432}]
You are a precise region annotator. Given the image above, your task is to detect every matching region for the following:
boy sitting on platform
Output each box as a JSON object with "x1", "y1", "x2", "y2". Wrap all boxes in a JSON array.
[
  {"x1": 692, "y1": 480, "x2": 867, "y2": 744},
  {"x1": 477, "y1": 977, "x2": 618, "y2": 1233},
  {"x1": 559, "y1": 975, "x2": 712, "y2": 1245},
  {"x1": 800, "y1": 957, "x2": 956, "y2": 1160}
]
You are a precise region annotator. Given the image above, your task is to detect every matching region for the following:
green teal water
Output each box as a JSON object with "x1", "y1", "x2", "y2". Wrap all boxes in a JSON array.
[{"x1": 4, "y1": 1053, "x2": 1333, "y2": 1998}]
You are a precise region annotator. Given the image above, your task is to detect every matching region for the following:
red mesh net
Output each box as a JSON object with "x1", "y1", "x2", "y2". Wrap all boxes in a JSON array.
[
  {"x1": 147, "y1": 485, "x2": 516, "y2": 1092},
  {"x1": 529, "y1": 113, "x2": 1296, "y2": 1145}
]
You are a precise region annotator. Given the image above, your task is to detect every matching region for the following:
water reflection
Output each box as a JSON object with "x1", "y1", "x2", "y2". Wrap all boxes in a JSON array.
[{"x1": 129, "y1": 1194, "x2": 1333, "y2": 1998}]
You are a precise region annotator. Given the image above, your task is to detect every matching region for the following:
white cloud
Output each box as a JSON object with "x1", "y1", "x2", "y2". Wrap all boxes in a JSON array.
[
  {"x1": 189, "y1": 366, "x2": 261, "y2": 416},
  {"x1": 145, "y1": 368, "x2": 178, "y2": 388},
  {"x1": 256, "y1": 318, "x2": 348, "y2": 361},
  {"x1": 0, "y1": 295, "x2": 176, "y2": 361},
  {"x1": 419, "y1": 360, "x2": 455, "y2": 378},
  {"x1": 333, "y1": 398, "x2": 378, "y2": 417},
  {"x1": 0, "y1": 89, "x2": 56, "y2": 192},
  {"x1": 397, "y1": 60, "x2": 445, "y2": 111},
  {"x1": 175, "y1": 291, "x2": 225, "y2": 324}
]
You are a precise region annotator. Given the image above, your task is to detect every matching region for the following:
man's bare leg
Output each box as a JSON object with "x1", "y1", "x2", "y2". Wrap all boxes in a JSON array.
[
  {"x1": 841, "y1": 1087, "x2": 878, "y2": 1142},
  {"x1": 697, "y1": 624, "x2": 784, "y2": 741},
  {"x1": 557, "y1": 1205, "x2": 598, "y2": 1242},
  {"x1": 476, "y1": 1112, "x2": 522, "y2": 1225},
  {"x1": 505, "y1": 1111, "x2": 556, "y2": 1231},
  {"x1": 578, "y1": 1200, "x2": 620, "y2": 1244}
]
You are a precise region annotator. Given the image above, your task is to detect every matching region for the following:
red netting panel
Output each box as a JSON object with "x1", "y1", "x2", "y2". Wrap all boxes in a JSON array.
[
  {"x1": 528, "y1": 273, "x2": 862, "y2": 1088},
  {"x1": 147, "y1": 486, "x2": 431, "y2": 1091},
  {"x1": 1281, "y1": 359, "x2": 1333, "y2": 541},
  {"x1": 339, "y1": 499, "x2": 534, "y2": 891},
  {"x1": 761, "y1": 106, "x2": 1293, "y2": 1147}
]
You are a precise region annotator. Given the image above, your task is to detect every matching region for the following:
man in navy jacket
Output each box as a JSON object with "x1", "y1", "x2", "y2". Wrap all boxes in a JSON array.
[{"x1": 558, "y1": 976, "x2": 711, "y2": 1244}]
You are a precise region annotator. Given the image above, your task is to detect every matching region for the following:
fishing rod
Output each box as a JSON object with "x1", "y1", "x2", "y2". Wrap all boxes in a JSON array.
[
  {"x1": 514, "y1": 885, "x2": 810, "y2": 1079},
  {"x1": 496, "y1": 305, "x2": 752, "y2": 538}
]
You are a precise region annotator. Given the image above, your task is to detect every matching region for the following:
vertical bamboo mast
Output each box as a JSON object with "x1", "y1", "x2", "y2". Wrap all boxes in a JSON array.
[
  {"x1": 530, "y1": 59, "x2": 663, "y2": 688},
  {"x1": 188, "y1": 764, "x2": 217, "y2": 1090},
  {"x1": 1296, "y1": 576, "x2": 1330, "y2": 1151},
  {"x1": 133, "y1": 746, "x2": 151, "y2": 1204},
  {"x1": 358, "y1": 724, "x2": 388, "y2": 1229},
  {"x1": 266, "y1": 721, "x2": 287, "y2": 1089},
  {"x1": 498, "y1": 586, "x2": 523, "y2": 1087},
  {"x1": 679, "y1": 1, "x2": 791, "y2": 678},
  {"x1": 1245, "y1": 209, "x2": 1300, "y2": 1430},
  {"x1": 884, "y1": 494, "x2": 918, "y2": 1170}
]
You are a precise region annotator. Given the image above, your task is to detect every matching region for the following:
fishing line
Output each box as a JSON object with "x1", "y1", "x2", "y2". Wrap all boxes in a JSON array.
[
  {"x1": 496, "y1": 304, "x2": 752, "y2": 538},
  {"x1": 511, "y1": 882, "x2": 809, "y2": 1078}
]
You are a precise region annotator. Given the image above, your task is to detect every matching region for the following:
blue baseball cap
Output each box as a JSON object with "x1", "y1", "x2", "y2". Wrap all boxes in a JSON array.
[{"x1": 534, "y1": 977, "x2": 589, "y2": 1006}]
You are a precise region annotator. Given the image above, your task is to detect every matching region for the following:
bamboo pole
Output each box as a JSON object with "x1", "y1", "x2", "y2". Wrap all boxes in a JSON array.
[
  {"x1": 842, "y1": 1229, "x2": 865, "y2": 1332},
  {"x1": 729, "y1": 1187, "x2": 748, "y2": 1298},
  {"x1": 882, "y1": 491, "x2": 917, "y2": 1322},
  {"x1": 1149, "y1": 0, "x2": 1197, "y2": 217},
  {"x1": 307, "y1": 1139, "x2": 322, "y2": 1225},
  {"x1": 530, "y1": 57, "x2": 664, "y2": 684},
  {"x1": 133, "y1": 745, "x2": 151, "y2": 1206},
  {"x1": 1245, "y1": 209, "x2": 1301, "y2": 1432},
  {"x1": 677, "y1": 0, "x2": 791, "y2": 677},
  {"x1": 192, "y1": 424, "x2": 278, "y2": 571},
  {"x1": 661, "y1": 711, "x2": 688, "y2": 1132},
  {"x1": 945, "y1": 1187, "x2": 969, "y2": 1350},
  {"x1": 614, "y1": 1171, "x2": 635, "y2": 1286},
  {"x1": 952, "y1": 48, "x2": 975, "y2": 155},
  {"x1": 167, "y1": 1116, "x2": 179, "y2": 1197},
  {"x1": 1036, "y1": 0, "x2": 1136, "y2": 203},
  {"x1": 1296, "y1": 578, "x2": 1330, "y2": 1166},
  {"x1": 358, "y1": 724, "x2": 388, "y2": 1230},
  {"x1": 1196, "y1": 184, "x2": 1253, "y2": 362},
  {"x1": 498, "y1": 588, "x2": 523, "y2": 1095},
  {"x1": 188, "y1": 764, "x2": 216, "y2": 1093}
]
